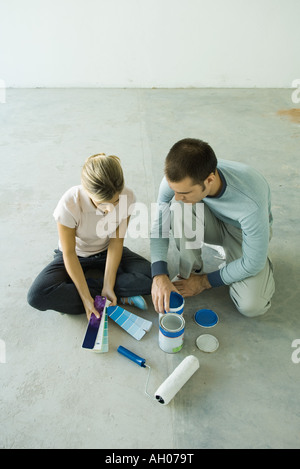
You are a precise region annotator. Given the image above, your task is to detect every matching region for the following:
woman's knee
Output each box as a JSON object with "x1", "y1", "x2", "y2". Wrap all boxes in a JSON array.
[{"x1": 27, "y1": 283, "x2": 45, "y2": 311}]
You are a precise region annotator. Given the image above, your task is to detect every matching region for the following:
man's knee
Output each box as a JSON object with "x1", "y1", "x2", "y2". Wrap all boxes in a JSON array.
[
  {"x1": 230, "y1": 288, "x2": 272, "y2": 318},
  {"x1": 229, "y1": 267, "x2": 275, "y2": 318},
  {"x1": 235, "y1": 297, "x2": 271, "y2": 318}
]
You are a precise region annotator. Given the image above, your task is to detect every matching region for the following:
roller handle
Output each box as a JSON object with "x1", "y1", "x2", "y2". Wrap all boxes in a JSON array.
[{"x1": 117, "y1": 346, "x2": 146, "y2": 368}]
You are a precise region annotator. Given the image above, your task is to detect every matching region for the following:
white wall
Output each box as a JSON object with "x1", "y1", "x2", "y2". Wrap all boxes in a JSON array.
[{"x1": 0, "y1": 0, "x2": 299, "y2": 88}]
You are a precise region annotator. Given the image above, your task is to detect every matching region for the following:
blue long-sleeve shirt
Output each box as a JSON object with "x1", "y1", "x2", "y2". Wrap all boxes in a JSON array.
[{"x1": 150, "y1": 159, "x2": 273, "y2": 287}]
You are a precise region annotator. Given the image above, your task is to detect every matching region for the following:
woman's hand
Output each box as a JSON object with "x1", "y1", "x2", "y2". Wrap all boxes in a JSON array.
[
  {"x1": 82, "y1": 295, "x2": 102, "y2": 322},
  {"x1": 102, "y1": 227, "x2": 126, "y2": 308},
  {"x1": 101, "y1": 285, "x2": 117, "y2": 306},
  {"x1": 57, "y1": 223, "x2": 104, "y2": 322}
]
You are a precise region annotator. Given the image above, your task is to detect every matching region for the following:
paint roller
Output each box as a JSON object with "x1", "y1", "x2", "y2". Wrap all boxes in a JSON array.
[{"x1": 117, "y1": 346, "x2": 200, "y2": 405}]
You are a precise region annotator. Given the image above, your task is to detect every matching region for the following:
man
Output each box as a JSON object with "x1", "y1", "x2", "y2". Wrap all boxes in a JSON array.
[{"x1": 150, "y1": 138, "x2": 275, "y2": 316}]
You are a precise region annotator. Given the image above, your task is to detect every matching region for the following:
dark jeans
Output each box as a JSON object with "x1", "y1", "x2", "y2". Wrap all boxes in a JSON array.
[{"x1": 27, "y1": 247, "x2": 152, "y2": 315}]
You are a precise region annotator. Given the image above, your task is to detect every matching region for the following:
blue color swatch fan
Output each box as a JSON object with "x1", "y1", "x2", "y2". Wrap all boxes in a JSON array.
[
  {"x1": 106, "y1": 305, "x2": 152, "y2": 340},
  {"x1": 82, "y1": 296, "x2": 153, "y2": 352}
]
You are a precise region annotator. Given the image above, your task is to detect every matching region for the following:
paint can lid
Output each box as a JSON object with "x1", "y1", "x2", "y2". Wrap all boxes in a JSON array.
[
  {"x1": 196, "y1": 334, "x2": 219, "y2": 353},
  {"x1": 194, "y1": 309, "x2": 219, "y2": 328}
]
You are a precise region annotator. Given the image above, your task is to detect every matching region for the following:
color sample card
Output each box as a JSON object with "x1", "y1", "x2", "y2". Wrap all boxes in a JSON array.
[
  {"x1": 82, "y1": 308, "x2": 103, "y2": 350},
  {"x1": 94, "y1": 310, "x2": 109, "y2": 353},
  {"x1": 107, "y1": 306, "x2": 152, "y2": 341},
  {"x1": 82, "y1": 313, "x2": 102, "y2": 350},
  {"x1": 82, "y1": 296, "x2": 109, "y2": 352}
]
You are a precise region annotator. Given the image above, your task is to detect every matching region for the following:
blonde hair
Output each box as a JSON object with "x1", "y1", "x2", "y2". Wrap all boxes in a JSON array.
[{"x1": 81, "y1": 153, "x2": 124, "y2": 203}]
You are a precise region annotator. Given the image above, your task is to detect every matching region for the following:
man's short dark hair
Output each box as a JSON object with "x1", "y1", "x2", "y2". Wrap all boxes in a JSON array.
[{"x1": 164, "y1": 138, "x2": 218, "y2": 186}]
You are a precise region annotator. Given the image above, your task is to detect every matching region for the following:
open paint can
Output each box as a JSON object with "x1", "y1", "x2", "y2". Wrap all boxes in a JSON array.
[{"x1": 159, "y1": 313, "x2": 185, "y2": 354}]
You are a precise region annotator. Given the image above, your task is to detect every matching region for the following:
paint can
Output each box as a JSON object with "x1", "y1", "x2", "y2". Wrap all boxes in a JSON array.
[{"x1": 159, "y1": 313, "x2": 185, "y2": 354}]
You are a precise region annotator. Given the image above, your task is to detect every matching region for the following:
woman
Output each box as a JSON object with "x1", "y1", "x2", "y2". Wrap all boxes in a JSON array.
[{"x1": 27, "y1": 153, "x2": 152, "y2": 321}]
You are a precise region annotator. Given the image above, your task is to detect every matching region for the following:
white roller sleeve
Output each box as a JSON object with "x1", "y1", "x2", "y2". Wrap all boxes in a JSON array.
[{"x1": 155, "y1": 355, "x2": 200, "y2": 405}]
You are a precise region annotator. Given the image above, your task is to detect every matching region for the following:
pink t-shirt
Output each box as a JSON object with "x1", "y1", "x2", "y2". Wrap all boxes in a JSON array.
[{"x1": 53, "y1": 185, "x2": 136, "y2": 257}]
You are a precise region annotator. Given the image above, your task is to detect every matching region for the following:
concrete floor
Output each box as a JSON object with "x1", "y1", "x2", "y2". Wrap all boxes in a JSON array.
[{"x1": 0, "y1": 88, "x2": 299, "y2": 449}]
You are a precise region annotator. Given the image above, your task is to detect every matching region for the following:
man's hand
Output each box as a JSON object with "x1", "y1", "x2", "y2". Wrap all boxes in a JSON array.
[
  {"x1": 151, "y1": 274, "x2": 180, "y2": 314},
  {"x1": 172, "y1": 273, "x2": 211, "y2": 297}
]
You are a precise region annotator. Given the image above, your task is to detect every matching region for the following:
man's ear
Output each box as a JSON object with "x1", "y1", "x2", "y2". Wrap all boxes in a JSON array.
[{"x1": 205, "y1": 172, "x2": 216, "y2": 186}]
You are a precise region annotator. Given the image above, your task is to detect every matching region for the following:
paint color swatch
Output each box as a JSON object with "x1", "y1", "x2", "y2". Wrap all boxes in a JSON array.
[
  {"x1": 82, "y1": 297, "x2": 109, "y2": 353},
  {"x1": 82, "y1": 295, "x2": 106, "y2": 350},
  {"x1": 107, "y1": 305, "x2": 152, "y2": 341},
  {"x1": 82, "y1": 313, "x2": 102, "y2": 349},
  {"x1": 94, "y1": 310, "x2": 109, "y2": 353}
]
